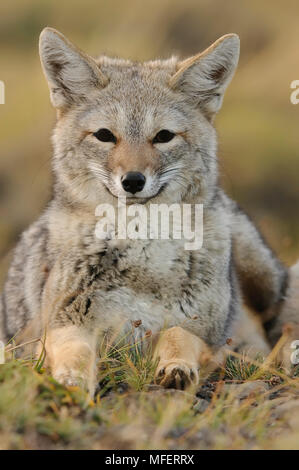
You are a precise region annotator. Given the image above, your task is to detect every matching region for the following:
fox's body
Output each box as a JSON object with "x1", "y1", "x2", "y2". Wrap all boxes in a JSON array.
[
  {"x1": 0, "y1": 29, "x2": 293, "y2": 393},
  {"x1": 1, "y1": 189, "x2": 238, "y2": 345}
]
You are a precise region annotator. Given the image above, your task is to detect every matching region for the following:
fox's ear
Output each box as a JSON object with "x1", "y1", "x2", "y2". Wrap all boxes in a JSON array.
[
  {"x1": 169, "y1": 34, "x2": 240, "y2": 120},
  {"x1": 39, "y1": 27, "x2": 108, "y2": 109}
]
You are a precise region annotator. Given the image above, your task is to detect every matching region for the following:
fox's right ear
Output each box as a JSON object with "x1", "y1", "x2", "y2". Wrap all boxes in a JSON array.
[{"x1": 39, "y1": 27, "x2": 108, "y2": 109}]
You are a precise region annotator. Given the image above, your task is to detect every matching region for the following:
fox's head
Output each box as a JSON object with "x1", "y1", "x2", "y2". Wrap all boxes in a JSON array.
[{"x1": 39, "y1": 28, "x2": 239, "y2": 207}]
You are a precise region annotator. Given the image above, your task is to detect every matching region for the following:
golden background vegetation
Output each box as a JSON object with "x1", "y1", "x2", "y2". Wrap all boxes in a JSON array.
[{"x1": 0, "y1": 0, "x2": 298, "y2": 286}]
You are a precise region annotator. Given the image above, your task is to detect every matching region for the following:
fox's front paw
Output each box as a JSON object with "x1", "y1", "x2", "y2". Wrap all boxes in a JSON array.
[
  {"x1": 53, "y1": 367, "x2": 95, "y2": 395},
  {"x1": 155, "y1": 360, "x2": 199, "y2": 390}
]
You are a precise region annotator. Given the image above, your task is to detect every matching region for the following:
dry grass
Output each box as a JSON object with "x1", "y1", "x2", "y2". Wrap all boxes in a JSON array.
[{"x1": 1, "y1": 334, "x2": 299, "y2": 450}]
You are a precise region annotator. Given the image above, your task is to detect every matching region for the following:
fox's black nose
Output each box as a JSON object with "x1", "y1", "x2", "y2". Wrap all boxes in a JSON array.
[{"x1": 121, "y1": 172, "x2": 146, "y2": 194}]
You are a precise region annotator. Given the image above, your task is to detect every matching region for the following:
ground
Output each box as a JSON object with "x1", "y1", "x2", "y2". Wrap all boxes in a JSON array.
[{"x1": 1, "y1": 333, "x2": 299, "y2": 450}]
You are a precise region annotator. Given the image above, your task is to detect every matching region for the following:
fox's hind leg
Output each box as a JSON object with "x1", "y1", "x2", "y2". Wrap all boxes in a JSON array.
[
  {"x1": 264, "y1": 261, "x2": 299, "y2": 372},
  {"x1": 231, "y1": 306, "x2": 271, "y2": 357},
  {"x1": 153, "y1": 326, "x2": 212, "y2": 390},
  {"x1": 264, "y1": 261, "x2": 299, "y2": 346},
  {"x1": 228, "y1": 199, "x2": 288, "y2": 316}
]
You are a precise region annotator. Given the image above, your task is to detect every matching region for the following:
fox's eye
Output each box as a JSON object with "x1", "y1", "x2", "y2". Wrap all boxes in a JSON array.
[
  {"x1": 153, "y1": 130, "x2": 175, "y2": 144},
  {"x1": 93, "y1": 128, "x2": 117, "y2": 144}
]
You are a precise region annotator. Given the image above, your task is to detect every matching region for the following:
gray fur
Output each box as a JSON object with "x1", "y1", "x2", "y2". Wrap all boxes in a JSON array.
[{"x1": 0, "y1": 29, "x2": 287, "y2": 365}]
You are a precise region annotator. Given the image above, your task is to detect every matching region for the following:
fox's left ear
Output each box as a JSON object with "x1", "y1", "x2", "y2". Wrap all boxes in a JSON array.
[{"x1": 169, "y1": 34, "x2": 240, "y2": 120}]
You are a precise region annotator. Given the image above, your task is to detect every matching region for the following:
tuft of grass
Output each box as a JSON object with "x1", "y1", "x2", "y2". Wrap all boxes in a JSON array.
[
  {"x1": 97, "y1": 331, "x2": 158, "y2": 396},
  {"x1": 224, "y1": 353, "x2": 271, "y2": 381},
  {"x1": 1, "y1": 339, "x2": 299, "y2": 449}
]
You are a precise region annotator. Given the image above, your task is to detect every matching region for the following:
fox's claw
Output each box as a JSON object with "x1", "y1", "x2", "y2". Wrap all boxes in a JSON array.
[{"x1": 155, "y1": 360, "x2": 199, "y2": 390}]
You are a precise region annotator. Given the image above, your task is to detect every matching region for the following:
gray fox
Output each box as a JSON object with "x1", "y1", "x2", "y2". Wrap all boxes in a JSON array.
[{"x1": 0, "y1": 28, "x2": 293, "y2": 394}]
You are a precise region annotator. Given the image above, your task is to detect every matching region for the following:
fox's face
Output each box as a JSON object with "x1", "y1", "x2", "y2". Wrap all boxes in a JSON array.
[{"x1": 40, "y1": 28, "x2": 239, "y2": 207}]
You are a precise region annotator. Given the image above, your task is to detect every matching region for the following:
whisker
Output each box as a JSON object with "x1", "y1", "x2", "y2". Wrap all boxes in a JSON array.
[
  {"x1": 88, "y1": 163, "x2": 110, "y2": 184},
  {"x1": 158, "y1": 164, "x2": 184, "y2": 176}
]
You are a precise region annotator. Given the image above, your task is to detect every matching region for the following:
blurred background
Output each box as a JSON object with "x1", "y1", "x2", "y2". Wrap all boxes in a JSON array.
[{"x1": 0, "y1": 0, "x2": 298, "y2": 286}]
